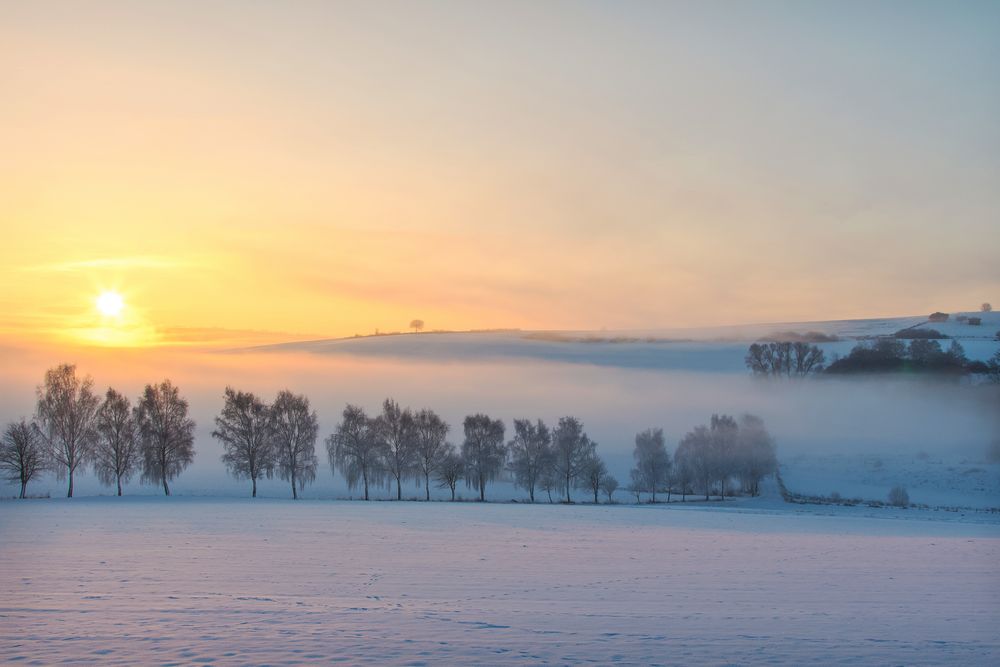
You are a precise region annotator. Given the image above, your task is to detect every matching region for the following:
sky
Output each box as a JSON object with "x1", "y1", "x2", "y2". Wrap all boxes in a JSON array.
[{"x1": 1, "y1": 0, "x2": 998, "y2": 348}]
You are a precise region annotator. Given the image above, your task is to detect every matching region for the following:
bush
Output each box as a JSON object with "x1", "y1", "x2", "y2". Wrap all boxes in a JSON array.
[
  {"x1": 888, "y1": 486, "x2": 910, "y2": 507},
  {"x1": 894, "y1": 328, "x2": 947, "y2": 340}
]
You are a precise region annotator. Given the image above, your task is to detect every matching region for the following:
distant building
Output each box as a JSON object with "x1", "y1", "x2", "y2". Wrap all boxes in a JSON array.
[
  {"x1": 928, "y1": 312, "x2": 949, "y2": 323},
  {"x1": 967, "y1": 317, "x2": 982, "y2": 326}
]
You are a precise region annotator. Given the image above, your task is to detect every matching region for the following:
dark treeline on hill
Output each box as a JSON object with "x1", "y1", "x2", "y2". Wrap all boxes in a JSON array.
[
  {"x1": 747, "y1": 339, "x2": 1000, "y2": 378},
  {"x1": 2, "y1": 364, "x2": 778, "y2": 502}
]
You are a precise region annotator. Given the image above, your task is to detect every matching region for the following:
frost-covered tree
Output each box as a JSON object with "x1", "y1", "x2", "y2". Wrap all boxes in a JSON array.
[
  {"x1": 540, "y1": 462, "x2": 560, "y2": 503},
  {"x1": 373, "y1": 398, "x2": 417, "y2": 500},
  {"x1": 745, "y1": 342, "x2": 825, "y2": 377},
  {"x1": 577, "y1": 452, "x2": 608, "y2": 504},
  {"x1": 413, "y1": 408, "x2": 450, "y2": 501},
  {"x1": 93, "y1": 388, "x2": 140, "y2": 496},
  {"x1": 461, "y1": 414, "x2": 506, "y2": 502},
  {"x1": 508, "y1": 418, "x2": 552, "y2": 503},
  {"x1": 675, "y1": 425, "x2": 714, "y2": 500},
  {"x1": 328, "y1": 404, "x2": 385, "y2": 500},
  {"x1": 987, "y1": 350, "x2": 1000, "y2": 384},
  {"x1": 734, "y1": 414, "x2": 776, "y2": 496},
  {"x1": 270, "y1": 390, "x2": 319, "y2": 499},
  {"x1": 672, "y1": 448, "x2": 693, "y2": 501},
  {"x1": 35, "y1": 364, "x2": 100, "y2": 497},
  {"x1": 1, "y1": 419, "x2": 45, "y2": 499},
  {"x1": 135, "y1": 380, "x2": 196, "y2": 496},
  {"x1": 600, "y1": 474, "x2": 619, "y2": 503},
  {"x1": 627, "y1": 468, "x2": 644, "y2": 503},
  {"x1": 213, "y1": 387, "x2": 274, "y2": 498},
  {"x1": 435, "y1": 445, "x2": 463, "y2": 501},
  {"x1": 631, "y1": 427, "x2": 671, "y2": 503},
  {"x1": 551, "y1": 416, "x2": 595, "y2": 502},
  {"x1": 709, "y1": 414, "x2": 739, "y2": 499}
]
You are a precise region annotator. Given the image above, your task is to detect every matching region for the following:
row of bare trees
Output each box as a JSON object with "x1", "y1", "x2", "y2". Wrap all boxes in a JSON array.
[
  {"x1": 0, "y1": 364, "x2": 194, "y2": 498},
  {"x1": 327, "y1": 401, "x2": 617, "y2": 503},
  {"x1": 627, "y1": 415, "x2": 776, "y2": 503},
  {"x1": 2, "y1": 366, "x2": 777, "y2": 502}
]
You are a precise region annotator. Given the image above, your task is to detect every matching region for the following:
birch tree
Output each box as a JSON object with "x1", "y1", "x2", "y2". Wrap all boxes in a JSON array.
[
  {"x1": 270, "y1": 390, "x2": 319, "y2": 499},
  {"x1": 373, "y1": 398, "x2": 417, "y2": 500},
  {"x1": 413, "y1": 408, "x2": 450, "y2": 501},
  {"x1": 213, "y1": 387, "x2": 274, "y2": 498},
  {"x1": 135, "y1": 380, "x2": 196, "y2": 496},
  {"x1": 631, "y1": 427, "x2": 671, "y2": 503},
  {"x1": 508, "y1": 418, "x2": 552, "y2": 503},
  {"x1": 93, "y1": 388, "x2": 140, "y2": 496},
  {"x1": 328, "y1": 404, "x2": 385, "y2": 500},
  {"x1": 551, "y1": 416, "x2": 595, "y2": 502},
  {"x1": 35, "y1": 364, "x2": 100, "y2": 498},
  {"x1": 1, "y1": 419, "x2": 45, "y2": 499},
  {"x1": 461, "y1": 414, "x2": 506, "y2": 502}
]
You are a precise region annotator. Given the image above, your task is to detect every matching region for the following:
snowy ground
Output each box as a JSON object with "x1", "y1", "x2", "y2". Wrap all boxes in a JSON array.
[
  {"x1": 1, "y1": 498, "x2": 997, "y2": 665},
  {"x1": 781, "y1": 454, "x2": 1000, "y2": 510}
]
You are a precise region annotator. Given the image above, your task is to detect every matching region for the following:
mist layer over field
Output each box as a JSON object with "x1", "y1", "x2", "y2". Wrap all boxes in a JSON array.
[{"x1": 2, "y1": 328, "x2": 997, "y2": 503}]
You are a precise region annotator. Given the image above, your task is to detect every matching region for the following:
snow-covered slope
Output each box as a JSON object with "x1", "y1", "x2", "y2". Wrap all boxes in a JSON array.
[{"x1": 250, "y1": 312, "x2": 1000, "y2": 369}]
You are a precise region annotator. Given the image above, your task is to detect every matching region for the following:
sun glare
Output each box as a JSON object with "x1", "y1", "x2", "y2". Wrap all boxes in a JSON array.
[{"x1": 96, "y1": 290, "x2": 125, "y2": 317}]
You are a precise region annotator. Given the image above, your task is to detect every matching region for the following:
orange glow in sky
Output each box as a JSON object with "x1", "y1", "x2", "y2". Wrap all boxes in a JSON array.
[{"x1": 1, "y1": 2, "x2": 996, "y2": 350}]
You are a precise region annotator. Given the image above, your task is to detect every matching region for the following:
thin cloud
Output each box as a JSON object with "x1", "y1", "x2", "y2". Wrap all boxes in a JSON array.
[{"x1": 19, "y1": 256, "x2": 190, "y2": 273}]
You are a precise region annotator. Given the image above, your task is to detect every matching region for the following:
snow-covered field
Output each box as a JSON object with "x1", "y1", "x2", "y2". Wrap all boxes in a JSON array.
[{"x1": 1, "y1": 498, "x2": 997, "y2": 666}]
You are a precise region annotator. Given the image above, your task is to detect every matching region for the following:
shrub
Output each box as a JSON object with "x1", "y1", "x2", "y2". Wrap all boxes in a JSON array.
[{"x1": 888, "y1": 485, "x2": 910, "y2": 507}]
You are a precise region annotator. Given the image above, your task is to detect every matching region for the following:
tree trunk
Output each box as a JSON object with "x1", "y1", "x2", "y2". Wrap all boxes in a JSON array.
[
  {"x1": 396, "y1": 476, "x2": 402, "y2": 501},
  {"x1": 667, "y1": 488, "x2": 671, "y2": 503},
  {"x1": 117, "y1": 476, "x2": 123, "y2": 497},
  {"x1": 529, "y1": 485, "x2": 535, "y2": 503},
  {"x1": 425, "y1": 473, "x2": 430, "y2": 501},
  {"x1": 651, "y1": 487, "x2": 656, "y2": 504},
  {"x1": 479, "y1": 479, "x2": 485, "y2": 502},
  {"x1": 67, "y1": 469, "x2": 74, "y2": 498},
  {"x1": 252, "y1": 477, "x2": 257, "y2": 498},
  {"x1": 163, "y1": 477, "x2": 171, "y2": 496},
  {"x1": 593, "y1": 488, "x2": 598, "y2": 504},
  {"x1": 19, "y1": 480, "x2": 26, "y2": 499},
  {"x1": 450, "y1": 486, "x2": 456, "y2": 501},
  {"x1": 292, "y1": 471, "x2": 298, "y2": 500},
  {"x1": 363, "y1": 470, "x2": 369, "y2": 501}
]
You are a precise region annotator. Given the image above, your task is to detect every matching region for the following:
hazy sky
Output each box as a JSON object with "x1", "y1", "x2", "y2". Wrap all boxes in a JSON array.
[{"x1": 2, "y1": 1, "x2": 997, "y2": 347}]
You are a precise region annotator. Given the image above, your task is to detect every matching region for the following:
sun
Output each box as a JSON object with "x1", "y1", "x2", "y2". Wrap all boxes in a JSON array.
[{"x1": 96, "y1": 290, "x2": 125, "y2": 317}]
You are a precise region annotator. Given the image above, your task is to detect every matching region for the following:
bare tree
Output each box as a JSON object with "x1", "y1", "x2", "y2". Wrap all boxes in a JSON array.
[
  {"x1": 413, "y1": 408, "x2": 450, "y2": 501},
  {"x1": 410, "y1": 319, "x2": 425, "y2": 333},
  {"x1": 673, "y1": 447, "x2": 693, "y2": 502},
  {"x1": 135, "y1": 380, "x2": 196, "y2": 496},
  {"x1": 461, "y1": 414, "x2": 506, "y2": 501},
  {"x1": 328, "y1": 404, "x2": 385, "y2": 500},
  {"x1": 93, "y1": 388, "x2": 140, "y2": 496},
  {"x1": 373, "y1": 398, "x2": 417, "y2": 500},
  {"x1": 735, "y1": 414, "x2": 777, "y2": 496},
  {"x1": 983, "y1": 302, "x2": 993, "y2": 313},
  {"x1": 600, "y1": 474, "x2": 619, "y2": 503},
  {"x1": 508, "y1": 418, "x2": 552, "y2": 502},
  {"x1": 35, "y1": 364, "x2": 100, "y2": 497},
  {"x1": 270, "y1": 390, "x2": 319, "y2": 499},
  {"x1": 627, "y1": 469, "x2": 643, "y2": 503},
  {"x1": 578, "y1": 452, "x2": 608, "y2": 504},
  {"x1": 709, "y1": 414, "x2": 738, "y2": 499},
  {"x1": 540, "y1": 462, "x2": 560, "y2": 503},
  {"x1": 435, "y1": 445, "x2": 463, "y2": 501},
  {"x1": 675, "y1": 425, "x2": 714, "y2": 500},
  {"x1": 631, "y1": 427, "x2": 671, "y2": 503},
  {"x1": 1, "y1": 419, "x2": 45, "y2": 499},
  {"x1": 745, "y1": 342, "x2": 825, "y2": 377},
  {"x1": 213, "y1": 387, "x2": 274, "y2": 498},
  {"x1": 551, "y1": 416, "x2": 595, "y2": 502}
]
